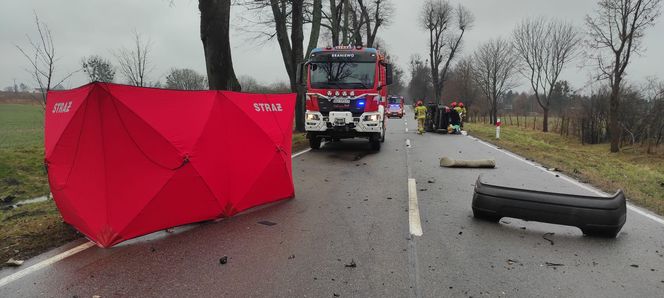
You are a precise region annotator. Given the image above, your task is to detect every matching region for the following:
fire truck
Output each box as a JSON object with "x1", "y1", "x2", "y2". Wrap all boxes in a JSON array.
[{"x1": 298, "y1": 45, "x2": 393, "y2": 151}]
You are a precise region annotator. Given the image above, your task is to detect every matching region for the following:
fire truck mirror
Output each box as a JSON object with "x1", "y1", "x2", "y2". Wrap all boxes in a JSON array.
[{"x1": 385, "y1": 63, "x2": 394, "y2": 86}]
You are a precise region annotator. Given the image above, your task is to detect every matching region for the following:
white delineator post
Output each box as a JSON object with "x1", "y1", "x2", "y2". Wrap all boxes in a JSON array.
[{"x1": 496, "y1": 118, "x2": 501, "y2": 139}]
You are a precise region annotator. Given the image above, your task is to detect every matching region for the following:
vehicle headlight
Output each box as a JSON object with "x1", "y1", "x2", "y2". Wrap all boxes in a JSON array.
[
  {"x1": 306, "y1": 113, "x2": 320, "y2": 121},
  {"x1": 364, "y1": 114, "x2": 380, "y2": 122}
]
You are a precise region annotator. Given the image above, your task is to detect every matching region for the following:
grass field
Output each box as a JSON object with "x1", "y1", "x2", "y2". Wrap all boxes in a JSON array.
[
  {"x1": 467, "y1": 122, "x2": 664, "y2": 215},
  {"x1": 0, "y1": 104, "x2": 48, "y2": 203}
]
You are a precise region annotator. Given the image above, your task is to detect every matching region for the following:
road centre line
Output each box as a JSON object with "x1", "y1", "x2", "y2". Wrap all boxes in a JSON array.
[
  {"x1": 469, "y1": 136, "x2": 664, "y2": 226},
  {"x1": 408, "y1": 178, "x2": 423, "y2": 237},
  {"x1": 0, "y1": 148, "x2": 314, "y2": 288}
]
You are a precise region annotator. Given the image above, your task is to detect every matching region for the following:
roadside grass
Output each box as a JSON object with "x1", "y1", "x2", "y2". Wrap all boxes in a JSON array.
[
  {"x1": 0, "y1": 200, "x2": 79, "y2": 268},
  {"x1": 466, "y1": 122, "x2": 664, "y2": 215},
  {"x1": 292, "y1": 132, "x2": 309, "y2": 153}
]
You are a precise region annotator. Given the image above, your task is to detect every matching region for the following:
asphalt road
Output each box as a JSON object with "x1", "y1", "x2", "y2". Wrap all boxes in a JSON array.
[{"x1": 1, "y1": 108, "x2": 664, "y2": 297}]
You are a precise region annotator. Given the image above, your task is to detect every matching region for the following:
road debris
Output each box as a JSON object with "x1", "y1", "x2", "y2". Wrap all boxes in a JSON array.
[
  {"x1": 542, "y1": 233, "x2": 555, "y2": 245},
  {"x1": 419, "y1": 189, "x2": 427, "y2": 191},
  {"x1": 258, "y1": 220, "x2": 277, "y2": 226},
  {"x1": 440, "y1": 157, "x2": 496, "y2": 168},
  {"x1": 345, "y1": 259, "x2": 357, "y2": 268},
  {"x1": 427, "y1": 179, "x2": 435, "y2": 184},
  {"x1": 288, "y1": 255, "x2": 295, "y2": 260},
  {"x1": 630, "y1": 264, "x2": 639, "y2": 268},
  {"x1": 545, "y1": 262, "x2": 564, "y2": 267},
  {"x1": 219, "y1": 256, "x2": 228, "y2": 265},
  {"x1": 507, "y1": 259, "x2": 519, "y2": 265},
  {"x1": 458, "y1": 231, "x2": 463, "y2": 235},
  {"x1": 386, "y1": 197, "x2": 392, "y2": 200},
  {"x1": 6, "y1": 258, "x2": 24, "y2": 266}
]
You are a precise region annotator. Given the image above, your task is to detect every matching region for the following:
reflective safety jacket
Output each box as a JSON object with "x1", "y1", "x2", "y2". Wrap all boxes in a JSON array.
[{"x1": 415, "y1": 106, "x2": 427, "y2": 119}]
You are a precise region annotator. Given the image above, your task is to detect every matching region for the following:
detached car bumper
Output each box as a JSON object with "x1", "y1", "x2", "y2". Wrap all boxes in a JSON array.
[{"x1": 472, "y1": 176, "x2": 626, "y2": 237}]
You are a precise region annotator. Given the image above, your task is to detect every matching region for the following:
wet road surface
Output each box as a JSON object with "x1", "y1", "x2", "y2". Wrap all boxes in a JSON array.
[{"x1": 1, "y1": 107, "x2": 663, "y2": 297}]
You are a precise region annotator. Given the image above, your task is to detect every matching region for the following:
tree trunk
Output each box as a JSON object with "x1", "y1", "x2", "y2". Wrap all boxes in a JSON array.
[
  {"x1": 306, "y1": 0, "x2": 323, "y2": 57},
  {"x1": 199, "y1": 0, "x2": 241, "y2": 91},
  {"x1": 609, "y1": 83, "x2": 621, "y2": 152},
  {"x1": 291, "y1": 0, "x2": 306, "y2": 132},
  {"x1": 542, "y1": 107, "x2": 549, "y2": 132}
]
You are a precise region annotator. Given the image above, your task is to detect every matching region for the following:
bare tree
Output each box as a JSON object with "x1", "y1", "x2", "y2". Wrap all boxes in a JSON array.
[
  {"x1": 513, "y1": 17, "x2": 580, "y2": 132},
  {"x1": 200, "y1": 0, "x2": 241, "y2": 91},
  {"x1": 472, "y1": 38, "x2": 520, "y2": 124},
  {"x1": 115, "y1": 31, "x2": 153, "y2": 87},
  {"x1": 16, "y1": 13, "x2": 76, "y2": 109},
  {"x1": 81, "y1": 55, "x2": 116, "y2": 83},
  {"x1": 586, "y1": 0, "x2": 663, "y2": 152},
  {"x1": 420, "y1": 0, "x2": 473, "y2": 104},
  {"x1": 165, "y1": 68, "x2": 207, "y2": 90}
]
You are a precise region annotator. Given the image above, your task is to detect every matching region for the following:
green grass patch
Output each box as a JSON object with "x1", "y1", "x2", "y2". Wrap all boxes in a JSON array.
[
  {"x1": 467, "y1": 122, "x2": 664, "y2": 215},
  {"x1": 0, "y1": 104, "x2": 44, "y2": 149},
  {"x1": 0, "y1": 200, "x2": 80, "y2": 268}
]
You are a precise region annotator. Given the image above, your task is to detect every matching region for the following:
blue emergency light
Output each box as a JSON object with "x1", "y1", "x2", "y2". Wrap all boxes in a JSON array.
[{"x1": 358, "y1": 100, "x2": 365, "y2": 106}]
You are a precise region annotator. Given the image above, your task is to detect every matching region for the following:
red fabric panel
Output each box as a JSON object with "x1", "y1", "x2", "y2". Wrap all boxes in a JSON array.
[{"x1": 46, "y1": 83, "x2": 295, "y2": 247}]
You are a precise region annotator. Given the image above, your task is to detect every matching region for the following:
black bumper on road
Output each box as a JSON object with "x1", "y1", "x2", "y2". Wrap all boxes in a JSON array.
[{"x1": 472, "y1": 176, "x2": 626, "y2": 237}]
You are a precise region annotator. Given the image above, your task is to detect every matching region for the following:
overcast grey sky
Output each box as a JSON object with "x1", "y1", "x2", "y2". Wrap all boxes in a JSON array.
[{"x1": 1, "y1": 0, "x2": 663, "y2": 93}]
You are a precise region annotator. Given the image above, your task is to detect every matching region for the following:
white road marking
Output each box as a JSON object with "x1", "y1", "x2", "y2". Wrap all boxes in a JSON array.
[
  {"x1": 469, "y1": 136, "x2": 664, "y2": 226},
  {"x1": 405, "y1": 128, "x2": 409, "y2": 132},
  {"x1": 0, "y1": 242, "x2": 95, "y2": 288},
  {"x1": 0, "y1": 148, "x2": 314, "y2": 288},
  {"x1": 291, "y1": 148, "x2": 311, "y2": 158},
  {"x1": 408, "y1": 178, "x2": 423, "y2": 236}
]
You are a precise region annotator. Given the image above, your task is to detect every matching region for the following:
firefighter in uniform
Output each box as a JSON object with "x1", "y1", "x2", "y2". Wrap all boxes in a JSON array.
[{"x1": 414, "y1": 100, "x2": 427, "y2": 135}]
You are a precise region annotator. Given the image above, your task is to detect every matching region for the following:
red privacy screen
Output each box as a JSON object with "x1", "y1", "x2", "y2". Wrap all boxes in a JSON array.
[{"x1": 46, "y1": 82, "x2": 296, "y2": 247}]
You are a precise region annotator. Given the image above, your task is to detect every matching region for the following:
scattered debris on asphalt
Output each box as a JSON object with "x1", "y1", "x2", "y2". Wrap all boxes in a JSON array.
[
  {"x1": 458, "y1": 231, "x2": 463, "y2": 235},
  {"x1": 333, "y1": 293, "x2": 340, "y2": 297},
  {"x1": 630, "y1": 264, "x2": 639, "y2": 268},
  {"x1": 548, "y1": 168, "x2": 558, "y2": 172},
  {"x1": 507, "y1": 259, "x2": 519, "y2": 265},
  {"x1": 150, "y1": 247, "x2": 156, "y2": 253},
  {"x1": 386, "y1": 197, "x2": 392, "y2": 200},
  {"x1": 6, "y1": 258, "x2": 24, "y2": 266},
  {"x1": 345, "y1": 259, "x2": 357, "y2": 268},
  {"x1": 440, "y1": 157, "x2": 496, "y2": 168},
  {"x1": 520, "y1": 227, "x2": 526, "y2": 230},
  {"x1": 419, "y1": 189, "x2": 427, "y2": 191},
  {"x1": 219, "y1": 256, "x2": 228, "y2": 265},
  {"x1": 258, "y1": 220, "x2": 277, "y2": 226},
  {"x1": 288, "y1": 255, "x2": 295, "y2": 260},
  {"x1": 545, "y1": 262, "x2": 564, "y2": 267},
  {"x1": 543, "y1": 233, "x2": 555, "y2": 245},
  {"x1": 427, "y1": 179, "x2": 435, "y2": 184}
]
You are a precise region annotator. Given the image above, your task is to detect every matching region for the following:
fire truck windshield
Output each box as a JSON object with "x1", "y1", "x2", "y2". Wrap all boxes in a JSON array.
[{"x1": 310, "y1": 61, "x2": 376, "y2": 90}]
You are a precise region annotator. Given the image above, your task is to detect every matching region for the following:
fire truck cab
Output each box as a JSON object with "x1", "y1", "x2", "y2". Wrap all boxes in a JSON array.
[{"x1": 298, "y1": 45, "x2": 393, "y2": 151}]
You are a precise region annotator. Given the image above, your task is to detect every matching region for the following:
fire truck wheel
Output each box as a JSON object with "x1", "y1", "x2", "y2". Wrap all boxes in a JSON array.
[
  {"x1": 309, "y1": 137, "x2": 322, "y2": 150},
  {"x1": 370, "y1": 139, "x2": 381, "y2": 151}
]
